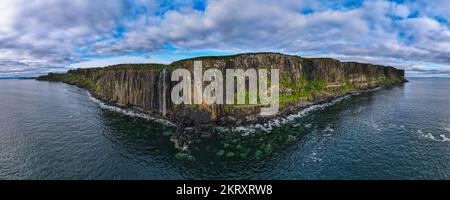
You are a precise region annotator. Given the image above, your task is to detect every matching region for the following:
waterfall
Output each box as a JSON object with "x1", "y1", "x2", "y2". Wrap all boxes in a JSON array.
[{"x1": 159, "y1": 69, "x2": 167, "y2": 116}]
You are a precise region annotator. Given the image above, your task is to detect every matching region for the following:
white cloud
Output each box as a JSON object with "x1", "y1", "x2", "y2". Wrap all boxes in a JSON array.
[
  {"x1": 0, "y1": 0, "x2": 18, "y2": 33},
  {"x1": 2, "y1": 0, "x2": 450, "y2": 77}
]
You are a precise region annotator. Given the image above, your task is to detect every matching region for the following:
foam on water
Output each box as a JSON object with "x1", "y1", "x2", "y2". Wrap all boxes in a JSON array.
[
  {"x1": 88, "y1": 86, "x2": 382, "y2": 135},
  {"x1": 309, "y1": 152, "x2": 323, "y2": 163},
  {"x1": 87, "y1": 92, "x2": 175, "y2": 127},
  {"x1": 232, "y1": 94, "x2": 353, "y2": 135},
  {"x1": 323, "y1": 126, "x2": 335, "y2": 133},
  {"x1": 354, "y1": 106, "x2": 367, "y2": 113},
  {"x1": 388, "y1": 124, "x2": 398, "y2": 129},
  {"x1": 422, "y1": 133, "x2": 436, "y2": 140},
  {"x1": 440, "y1": 134, "x2": 450, "y2": 142},
  {"x1": 292, "y1": 123, "x2": 301, "y2": 127},
  {"x1": 421, "y1": 132, "x2": 450, "y2": 143}
]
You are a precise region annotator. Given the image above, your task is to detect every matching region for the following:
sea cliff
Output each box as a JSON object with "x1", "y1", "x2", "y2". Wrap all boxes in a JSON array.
[{"x1": 37, "y1": 53, "x2": 406, "y2": 150}]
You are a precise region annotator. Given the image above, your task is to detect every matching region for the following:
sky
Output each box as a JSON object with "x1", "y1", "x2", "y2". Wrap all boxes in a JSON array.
[{"x1": 1, "y1": 0, "x2": 450, "y2": 78}]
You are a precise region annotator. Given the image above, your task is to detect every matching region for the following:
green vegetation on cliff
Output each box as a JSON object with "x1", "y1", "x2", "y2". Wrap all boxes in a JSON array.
[
  {"x1": 279, "y1": 76, "x2": 328, "y2": 105},
  {"x1": 37, "y1": 72, "x2": 97, "y2": 90}
]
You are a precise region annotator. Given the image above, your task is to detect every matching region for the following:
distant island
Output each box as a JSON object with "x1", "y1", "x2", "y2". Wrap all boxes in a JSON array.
[
  {"x1": 0, "y1": 77, "x2": 35, "y2": 80},
  {"x1": 37, "y1": 52, "x2": 406, "y2": 150}
]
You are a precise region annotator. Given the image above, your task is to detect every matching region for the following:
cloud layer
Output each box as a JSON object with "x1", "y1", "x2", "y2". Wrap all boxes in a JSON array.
[{"x1": 1, "y1": 0, "x2": 450, "y2": 77}]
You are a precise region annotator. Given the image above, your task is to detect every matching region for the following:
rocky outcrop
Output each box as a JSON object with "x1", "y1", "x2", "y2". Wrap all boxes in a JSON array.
[{"x1": 37, "y1": 53, "x2": 406, "y2": 149}]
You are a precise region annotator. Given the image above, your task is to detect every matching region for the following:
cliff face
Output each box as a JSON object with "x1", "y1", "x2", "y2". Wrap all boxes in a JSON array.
[{"x1": 38, "y1": 53, "x2": 405, "y2": 126}]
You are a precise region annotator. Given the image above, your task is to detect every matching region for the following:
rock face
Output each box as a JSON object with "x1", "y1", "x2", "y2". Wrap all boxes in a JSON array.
[{"x1": 38, "y1": 53, "x2": 406, "y2": 149}]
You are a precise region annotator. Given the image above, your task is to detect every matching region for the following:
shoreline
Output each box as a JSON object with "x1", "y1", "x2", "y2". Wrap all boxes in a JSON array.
[{"x1": 80, "y1": 80, "x2": 406, "y2": 151}]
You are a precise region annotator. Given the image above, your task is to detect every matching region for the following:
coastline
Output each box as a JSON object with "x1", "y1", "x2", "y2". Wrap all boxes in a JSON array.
[{"x1": 79, "y1": 79, "x2": 406, "y2": 150}]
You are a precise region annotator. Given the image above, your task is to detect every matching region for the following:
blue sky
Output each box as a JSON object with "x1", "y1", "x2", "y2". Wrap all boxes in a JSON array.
[{"x1": 1, "y1": 0, "x2": 450, "y2": 77}]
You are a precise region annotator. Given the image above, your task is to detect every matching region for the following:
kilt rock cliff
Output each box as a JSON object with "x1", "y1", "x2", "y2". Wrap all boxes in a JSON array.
[{"x1": 38, "y1": 53, "x2": 406, "y2": 150}]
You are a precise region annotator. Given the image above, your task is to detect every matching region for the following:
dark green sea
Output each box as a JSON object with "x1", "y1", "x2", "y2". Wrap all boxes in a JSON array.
[{"x1": 1, "y1": 78, "x2": 449, "y2": 180}]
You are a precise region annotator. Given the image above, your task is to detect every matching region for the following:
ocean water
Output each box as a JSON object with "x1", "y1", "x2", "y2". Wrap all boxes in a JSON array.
[{"x1": 0, "y1": 78, "x2": 449, "y2": 180}]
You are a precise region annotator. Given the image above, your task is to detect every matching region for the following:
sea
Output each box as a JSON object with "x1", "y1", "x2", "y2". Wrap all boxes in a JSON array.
[{"x1": 0, "y1": 78, "x2": 449, "y2": 179}]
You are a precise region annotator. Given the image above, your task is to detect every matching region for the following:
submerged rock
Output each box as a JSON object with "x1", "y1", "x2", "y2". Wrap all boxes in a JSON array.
[
  {"x1": 170, "y1": 120, "x2": 195, "y2": 151},
  {"x1": 175, "y1": 152, "x2": 195, "y2": 161}
]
